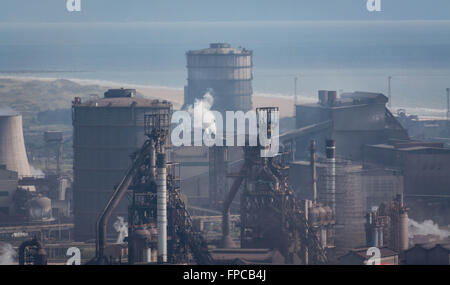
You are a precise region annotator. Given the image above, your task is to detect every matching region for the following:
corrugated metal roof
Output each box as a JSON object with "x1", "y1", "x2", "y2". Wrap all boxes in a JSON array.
[
  {"x1": 74, "y1": 97, "x2": 172, "y2": 108},
  {"x1": 350, "y1": 247, "x2": 398, "y2": 258}
]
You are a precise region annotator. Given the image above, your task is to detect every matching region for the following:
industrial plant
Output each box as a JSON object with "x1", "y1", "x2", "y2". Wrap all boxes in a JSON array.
[{"x1": 1, "y1": 43, "x2": 450, "y2": 266}]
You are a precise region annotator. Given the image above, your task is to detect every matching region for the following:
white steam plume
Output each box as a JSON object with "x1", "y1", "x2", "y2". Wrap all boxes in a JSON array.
[
  {"x1": 0, "y1": 243, "x2": 17, "y2": 265},
  {"x1": 113, "y1": 216, "x2": 128, "y2": 244},
  {"x1": 409, "y1": 219, "x2": 450, "y2": 239},
  {"x1": 30, "y1": 165, "x2": 45, "y2": 177},
  {"x1": 186, "y1": 91, "x2": 217, "y2": 136}
]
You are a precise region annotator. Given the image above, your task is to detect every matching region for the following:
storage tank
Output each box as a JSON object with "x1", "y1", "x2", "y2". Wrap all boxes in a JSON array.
[
  {"x1": 0, "y1": 110, "x2": 32, "y2": 178},
  {"x1": 185, "y1": 43, "x2": 253, "y2": 112},
  {"x1": 72, "y1": 89, "x2": 173, "y2": 241}
]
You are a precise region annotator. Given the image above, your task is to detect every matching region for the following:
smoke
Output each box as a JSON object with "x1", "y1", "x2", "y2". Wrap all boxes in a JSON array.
[
  {"x1": 186, "y1": 91, "x2": 217, "y2": 136},
  {"x1": 29, "y1": 165, "x2": 45, "y2": 177},
  {"x1": 0, "y1": 243, "x2": 17, "y2": 265},
  {"x1": 113, "y1": 216, "x2": 128, "y2": 244},
  {"x1": 409, "y1": 219, "x2": 450, "y2": 239},
  {"x1": 0, "y1": 106, "x2": 18, "y2": 116}
]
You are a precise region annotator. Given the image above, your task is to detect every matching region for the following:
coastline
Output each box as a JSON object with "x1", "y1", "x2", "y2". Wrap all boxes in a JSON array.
[{"x1": 0, "y1": 75, "x2": 446, "y2": 119}]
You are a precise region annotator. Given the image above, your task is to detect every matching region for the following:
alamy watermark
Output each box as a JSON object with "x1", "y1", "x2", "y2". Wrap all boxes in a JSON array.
[
  {"x1": 366, "y1": 247, "x2": 381, "y2": 265},
  {"x1": 66, "y1": 0, "x2": 81, "y2": 12},
  {"x1": 367, "y1": 0, "x2": 382, "y2": 12},
  {"x1": 64, "y1": 1, "x2": 380, "y2": 13},
  {"x1": 171, "y1": 109, "x2": 280, "y2": 158}
]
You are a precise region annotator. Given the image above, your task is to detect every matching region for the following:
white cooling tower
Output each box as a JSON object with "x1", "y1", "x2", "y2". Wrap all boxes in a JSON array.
[{"x1": 0, "y1": 112, "x2": 32, "y2": 178}]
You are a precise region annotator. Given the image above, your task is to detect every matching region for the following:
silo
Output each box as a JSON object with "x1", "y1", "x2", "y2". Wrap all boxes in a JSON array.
[
  {"x1": 0, "y1": 111, "x2": 32, "y2": 178},
  {"x1": 185, "y1": 43, "x2": 253, "y2": 113},
  {"x1": 72, "y1": 89, "x2": 173, "y2": 241}
]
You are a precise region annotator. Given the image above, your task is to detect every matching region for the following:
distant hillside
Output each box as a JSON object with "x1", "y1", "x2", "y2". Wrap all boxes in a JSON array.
[
  {"x1": 0, "y1": 78, "x2": 106, "y2": 123},
  {"x1": 0, "y1": 78, "x2": 108, "y2": 176}
]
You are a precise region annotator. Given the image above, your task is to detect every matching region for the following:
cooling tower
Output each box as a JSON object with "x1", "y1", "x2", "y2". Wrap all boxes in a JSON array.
[{"x1": 0, "y1": 112, "x2": 32, "y2": 178}]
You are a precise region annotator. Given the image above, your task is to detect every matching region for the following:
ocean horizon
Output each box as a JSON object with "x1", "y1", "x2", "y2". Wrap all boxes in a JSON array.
[{"x1": 1, "y1": 20, "x2": 449, "y2": 118}]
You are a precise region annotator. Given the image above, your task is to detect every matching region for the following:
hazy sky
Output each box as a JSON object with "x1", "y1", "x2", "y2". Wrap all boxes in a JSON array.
[{"x1": 0, "y1": 0, "x2": 449, "y2": 22}]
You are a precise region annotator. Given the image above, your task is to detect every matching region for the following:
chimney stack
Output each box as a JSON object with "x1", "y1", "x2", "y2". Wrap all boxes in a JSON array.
[
  {"x1": 325, "y1": 140, "x2": 336, "y2": 215},
  {"x1": 309, "y1": 140, "x2": 318, "y2": 204},
  {"x1": 157, "y1": 153, "x2": 167, "y2": 263}
]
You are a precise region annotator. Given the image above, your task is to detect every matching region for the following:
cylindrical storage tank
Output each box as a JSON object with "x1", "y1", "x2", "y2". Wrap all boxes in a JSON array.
[
  {"x1": 185, "y1": 43, "x2": 253, "y2": 113},
  {"x1": 72, "y1": 90, "x2": 173, "y2": 241},
  {"x1": 0, "y1": 112, "x2": 32, "y2": 177}
]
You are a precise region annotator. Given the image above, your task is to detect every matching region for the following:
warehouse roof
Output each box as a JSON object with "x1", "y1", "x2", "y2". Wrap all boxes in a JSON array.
[{"x1": 73, "y1": 96, "x2": 173, "y2": 108}]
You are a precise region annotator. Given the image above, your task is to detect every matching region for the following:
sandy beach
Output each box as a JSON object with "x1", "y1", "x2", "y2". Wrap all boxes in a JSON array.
[
  {"x1": 0, "y1": 75, "x2": 296, "y2": 117},
  {"x1": 137, "y1": 87, "x2": 296, "y2": 117}
]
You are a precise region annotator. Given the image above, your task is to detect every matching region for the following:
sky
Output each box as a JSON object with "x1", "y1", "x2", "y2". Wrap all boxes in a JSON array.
[{"x1": 0, "y1": 0, "x2": 449, "y2": 22}]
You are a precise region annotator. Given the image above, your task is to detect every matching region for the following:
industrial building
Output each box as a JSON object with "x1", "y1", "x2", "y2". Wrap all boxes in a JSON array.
[
  {"x1": 0, "y1": 108, "x2": 73, "y2": 247},
  {"x1": 338, "y1": 247, "x2": 399, "y2": 265},
  {"x1": 363, "y1": 140, "x2": 450, "y2": 197},
  {"x1": 365, "y1": 194, "x2": 409, "y2": 253},
  {"x1": 404, "y1": 243, "x2": 450, "y2": 265},
  {"x1": 2, "y1": 43, "x2": 449, "y2": 267},
  {"x1": 0, "y1": 166, "x2": 18, "y2": 216},
  {"x1": 289, "y1": 146, "x2": 403, "y2": 255},
  {"x1": 72, "y1": 89, "x2": 173, "y2": 241},
  {"x1": 363, "y1": 140, "x2": 450, "y2": 226},
  {"x1": 294, "y1": 91, "x2": 408, "y2": 160}
]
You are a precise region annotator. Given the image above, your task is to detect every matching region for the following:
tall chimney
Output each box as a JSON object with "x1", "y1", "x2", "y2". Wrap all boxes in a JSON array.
[
  {"x1": 150, "y1": 142, "x2": 156, "y2": 179},
  {"x1": 157, "y1": 153, "x2": 167, "y2": 263},
  {"x1": 309, "y1": 140, "x2": 318, "y2": 204},
  {"x1": 398, "y1": 194, "x2": 409, "y2": 252},
  {"x1": 325, "y1": 140, "x2": 336, "y2": 215}
]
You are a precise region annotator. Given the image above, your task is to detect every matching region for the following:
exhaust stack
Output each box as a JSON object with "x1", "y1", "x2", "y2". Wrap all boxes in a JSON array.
[
  {"x1": 309, "y1": 140, "x2": 318, "y2": 204},
  {"x1": 325, "y1": 140, "x2": 336, "y2": 215},
  {"x1": 157, "y1": 153, "x2": 167, "y2": 263},
  {"x1": 398, "y1": 194, "x2": 409, "y2": 252}
]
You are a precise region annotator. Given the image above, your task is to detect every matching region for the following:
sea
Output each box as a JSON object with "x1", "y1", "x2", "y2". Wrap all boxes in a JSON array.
[{"x1": 0, "y1": 20, "x2": 449, "y2": 118}]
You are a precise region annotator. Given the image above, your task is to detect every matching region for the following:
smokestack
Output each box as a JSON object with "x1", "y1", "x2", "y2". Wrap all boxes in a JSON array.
[
  {"x1": 0, "y1": 112, "x2": 32, "y2": 178},
  {"x1": 309, "y1": 140, "x2": 317, "y2": 204},
  {"x1": 398, "y1": 194, "x2": 409, "y2": 251},
  {"x1": 156, "y1": 153, "x2": 167, "y2": 263},
  {"x1": 325, "y1": 140, "x2": 336, "y2": 215},
  {"x1": 150, "y1": 142, "x2": 156, "y2": 179}
]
